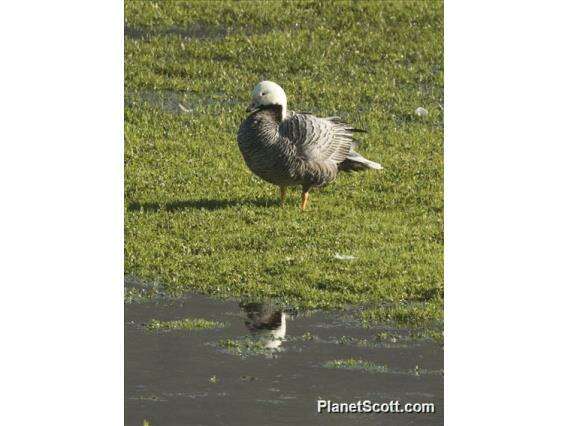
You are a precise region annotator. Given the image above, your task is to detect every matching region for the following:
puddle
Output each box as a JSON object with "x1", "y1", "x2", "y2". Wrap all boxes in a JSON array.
[
  {"x1": 126, "y1": 282, "x2": 443, "y2": 425},
  {"x1": 124, "y1": 23, "x2": 231, "y2": 41},
  {"x1": 125, "y1": 90, "x2": 240, "y2": 115},
  {"x1": 124, "y1": 22, "x2": 297, "y2": 41}
]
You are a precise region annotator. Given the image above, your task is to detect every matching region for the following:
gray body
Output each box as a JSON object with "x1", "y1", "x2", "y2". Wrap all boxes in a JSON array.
[{"x1": 237, "y1": 106, "x2": 380, "y2": 191}]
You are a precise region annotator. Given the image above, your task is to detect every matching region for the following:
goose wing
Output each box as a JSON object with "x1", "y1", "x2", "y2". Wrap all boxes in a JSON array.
[{"x1": 279, "y1": 112, "x2": 364, "y2": 164}]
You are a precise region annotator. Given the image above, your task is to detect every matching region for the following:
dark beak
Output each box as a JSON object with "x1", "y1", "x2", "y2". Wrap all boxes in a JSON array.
[{"x1": 246, "y1": 103, "x2": 258, "y2": 113}]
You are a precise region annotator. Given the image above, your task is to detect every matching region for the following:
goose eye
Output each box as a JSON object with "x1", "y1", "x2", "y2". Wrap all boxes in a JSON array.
[{"x1": 260, "y1": 92, "x2": 266, "y2": 96}]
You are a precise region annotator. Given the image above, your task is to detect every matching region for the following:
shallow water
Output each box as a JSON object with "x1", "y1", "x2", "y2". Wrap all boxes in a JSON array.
[
  {"x1": 124, "y1": 23, "x2": 230, "y2": 41},
  {"x1": 125, "y1": 289, "x2": 443, "y2": 425},
  {"x1": 124, "y1": 21, "x2": 300, "y2": 42},
  {"x1": 124, "y1": 90, "x2": 240, "y2": 115}
]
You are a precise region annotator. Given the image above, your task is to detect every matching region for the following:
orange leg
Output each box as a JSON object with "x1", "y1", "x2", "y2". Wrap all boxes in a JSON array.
[
  {"x1": 279, "y1": 186, "x2": 287, "y2": 206},
  {"x1": 300, "y1": 191, "x2": 309, "y2": 211}
]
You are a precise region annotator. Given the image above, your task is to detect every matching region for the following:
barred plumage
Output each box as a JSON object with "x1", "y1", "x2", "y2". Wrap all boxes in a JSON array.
[{"x1": 237, "y1": 81, "x2": 382, "y2": 210}]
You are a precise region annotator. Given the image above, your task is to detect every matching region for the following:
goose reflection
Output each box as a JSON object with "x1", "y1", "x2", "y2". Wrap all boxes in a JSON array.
[{"x1": 240, "y1": 302, "x2": 286, "y2": 350}]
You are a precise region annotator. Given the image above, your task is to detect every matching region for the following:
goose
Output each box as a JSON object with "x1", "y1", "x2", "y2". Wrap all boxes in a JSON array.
[
  {"x1": 241, "y1": 302, "x2": 286, "y2": 352},
  {"x1": 237, "y1": 81, "x2": 382, "y2": 211}
]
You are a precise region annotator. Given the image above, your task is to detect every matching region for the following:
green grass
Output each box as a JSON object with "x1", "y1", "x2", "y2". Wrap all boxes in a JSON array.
[
  {"x1": 360, "y1": 301, "x2": 443, "y2": 327},
  {"x1": 125, "y1": 1, "x2": 443, "y2": 325},
  {"x1": 145, "y1": 317, "x2": 226, "y2": 331},
  {"x1": 216, "y1": 337, "x2": 277, "y2": 358},
  {"x1": 322, "y1": 359, "x2": 442, "y2": 376},
  {"x1": 323, "y1": 359, "x2": 391, "y2": 374}
]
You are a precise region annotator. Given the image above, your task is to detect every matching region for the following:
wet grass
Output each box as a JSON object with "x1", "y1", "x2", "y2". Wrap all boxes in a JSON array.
[
  {"x1": 124, "y1": 278, "x2": 174, "y2": 303},
  {"x1": 360, "y1": 302, "x2": 443, "y2": 327},
  {"x1": 322, "y1": 359, "x2": 442, "y2": 376},
  {"x1": 332, "y1": 333, "x2": 416, "y2": 348},
  {"x1": 125, "y1": 1, "x2": 443, "y2": 327},
  {"x1": 381, "y1": 328, "x2": 443, "y2": 344},
  {"x1": 287, "y1": 329, "x2": 440, "y2": 348},
  {"x1": 146, "y1": 317, "x2": 226, "y2": 331},
  {"x1": 216, "y1": 337, "x2": 278, "y2": 358}
]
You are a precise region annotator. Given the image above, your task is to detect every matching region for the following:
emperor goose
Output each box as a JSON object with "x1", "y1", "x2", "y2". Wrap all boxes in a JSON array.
[{"x1": 237, "y1": 81, "x2": 382, "y2": 210}]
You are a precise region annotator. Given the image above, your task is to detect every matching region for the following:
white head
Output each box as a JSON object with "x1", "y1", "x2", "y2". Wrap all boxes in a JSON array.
[{"x1": 246, "y1": 81, "x2": 287, "y2": 118}]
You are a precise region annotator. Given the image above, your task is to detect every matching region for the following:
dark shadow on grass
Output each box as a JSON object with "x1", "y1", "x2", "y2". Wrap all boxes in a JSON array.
[
  {"x1": 124, "y1": 22, "x2": 276, "y2": 41},
  {"x1": 127, "y1": 198, "x2": 280, "y2": 212},
  {"x1": 124, "y1": 24, "x2": 228, "y2": 40}
]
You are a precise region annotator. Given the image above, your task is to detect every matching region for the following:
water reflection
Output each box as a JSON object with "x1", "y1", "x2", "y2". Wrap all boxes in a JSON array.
[
  {"x1": 126, "y1": 290, "x2": 444, "y2": 425},
  {"x1": 240, "y1": 302, "x2": 286, "y2": 350}
]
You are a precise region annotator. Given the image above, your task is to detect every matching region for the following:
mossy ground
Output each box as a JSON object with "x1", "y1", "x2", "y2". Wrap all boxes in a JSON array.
[
  {"x1": 215, "y1": 337, "x2": 277, "y2": 358},
  {"x1": 146, "y1": 317, "x2": 226, "y2": 331},
  {"x1": 322, "y1": 359, "x2": 442, "y2": 376},
  {"x1": 125, "y1": 1, "x2": 443, "y2": 327}
]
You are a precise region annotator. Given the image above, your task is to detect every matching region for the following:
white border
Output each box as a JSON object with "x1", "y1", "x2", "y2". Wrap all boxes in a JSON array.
[
  {"x1": 1, "y1": 1, "x2": 567, "y2": 424},
  {"x1": 446, "y1": 0, "x2": 568, "y2": 424},
  {"x1": 0, "y1": 1, "x2": 123, "y2": 424}
]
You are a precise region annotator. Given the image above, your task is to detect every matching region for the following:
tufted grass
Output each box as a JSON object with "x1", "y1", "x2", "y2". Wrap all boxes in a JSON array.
[
  {"x1": 145, "y1": 317, "x2": 227, "y2": 331},
  {"x1": 124, "y1": 1, "x2": 443, "y2": 326},
  {"x1": 322, "y1": 359, "x2": 443, "y2": 376}
]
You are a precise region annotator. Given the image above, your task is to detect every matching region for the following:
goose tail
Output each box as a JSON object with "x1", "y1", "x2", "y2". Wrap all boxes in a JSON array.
[{"x1": 338, "y1": 151, "x2": 383, "y2": 172}]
